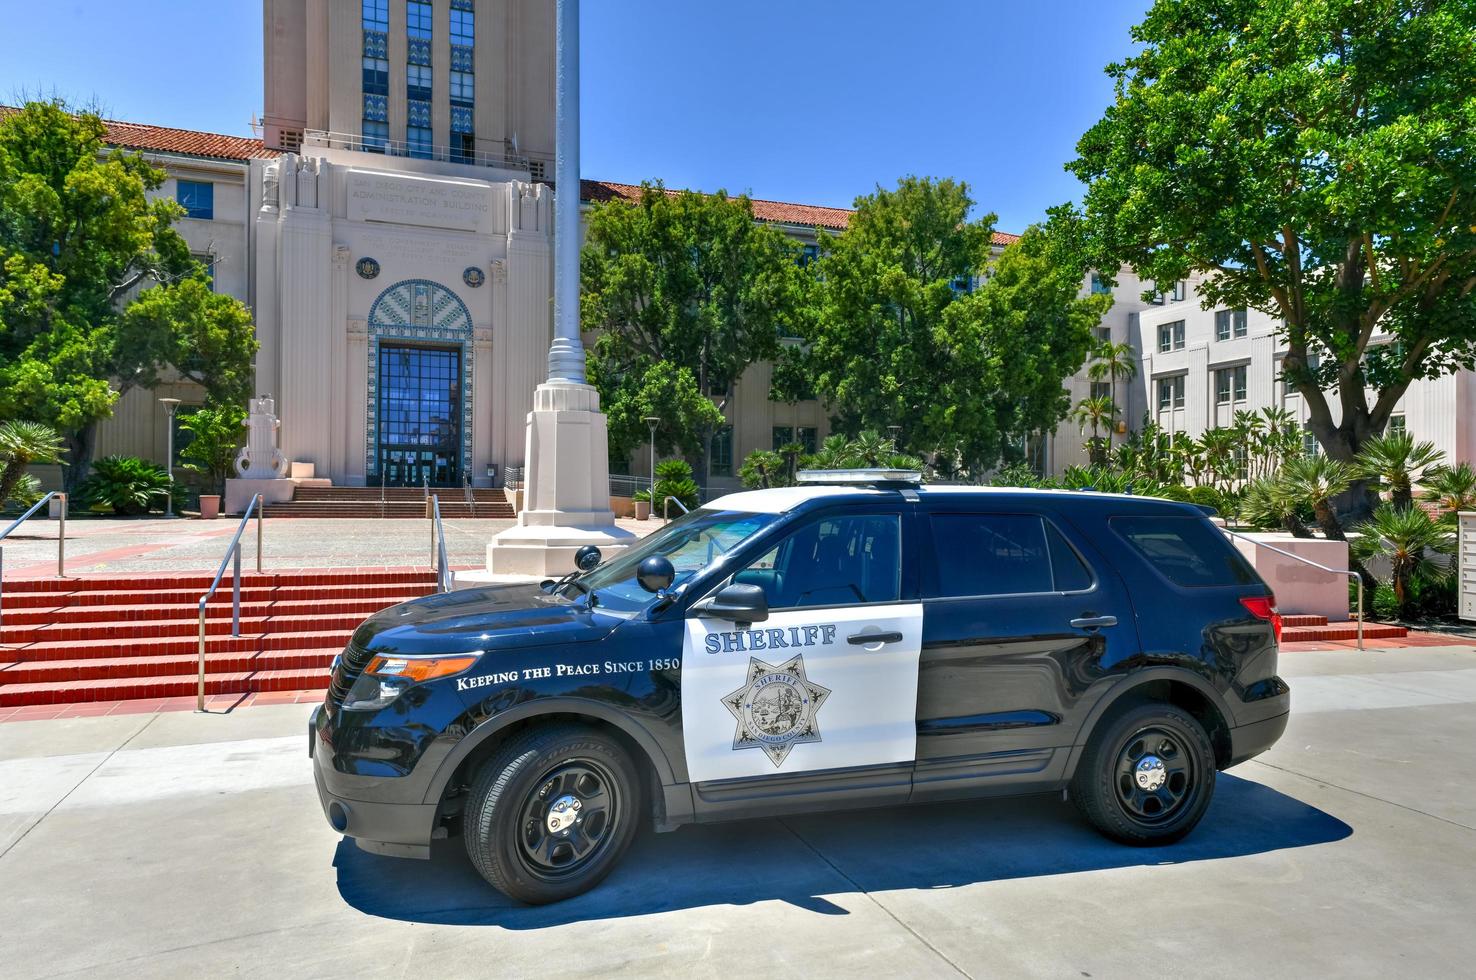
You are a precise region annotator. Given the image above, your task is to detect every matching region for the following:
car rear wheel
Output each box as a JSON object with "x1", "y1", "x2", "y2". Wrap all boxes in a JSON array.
[
  {"x1": 464, "y1": 724, "x2": 641, "y2": 904},
  {"x1": 1070, "y1": 701, "x2": 1216, "y2": 845}
]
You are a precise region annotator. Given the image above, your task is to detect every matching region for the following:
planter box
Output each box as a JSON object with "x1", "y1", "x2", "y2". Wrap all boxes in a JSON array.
[
  {"x1": 198, "y1": 495, "x2": 221, "y2": 520},
  {"x1": 1231, "y1": 533, "x2": 1351, "y2": 621}
]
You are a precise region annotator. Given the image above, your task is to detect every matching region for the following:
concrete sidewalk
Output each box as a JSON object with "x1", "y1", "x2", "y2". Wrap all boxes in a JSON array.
[{"x1": 3, "y1": 647, "x2": 1476, "y2": 977}]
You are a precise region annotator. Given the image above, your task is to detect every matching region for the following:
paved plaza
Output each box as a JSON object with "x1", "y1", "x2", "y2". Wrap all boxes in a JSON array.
[
  {"x1": 0, "y1": 515, "x2": 656, "y2": 578},
  {"x1": 0, "y1": 645, "x2": 1473, "y2": 978}
]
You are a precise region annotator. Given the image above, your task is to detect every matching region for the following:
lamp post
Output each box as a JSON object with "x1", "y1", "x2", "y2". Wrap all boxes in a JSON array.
[
  {"x1": 159, "y1": 398, "x2": 182, "y2": 517},
  {"x1": 643, "y1": 416, "x2": 660, "y2": 502}
]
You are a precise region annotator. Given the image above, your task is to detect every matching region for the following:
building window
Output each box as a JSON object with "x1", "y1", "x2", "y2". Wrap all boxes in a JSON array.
[
  {"x1": 1090, "y1": 381, "x2": 1112, "y2": 402},
  {"x1": 407, "y1": 63, "x2": 432, "y2": 101},
  {"x1": 1158, "y1": 320, "x2": 1185, "y2": 353},
  {"x1": 1389, "y1": 414, "x2": 1407, "y2": 437},
  {"x1": 710, "y1": 426, "x2": 733, "y2": 477},
  {"x1": 796, "y1": 426, "x2": 818, "y2": 454},
  {"x1": 1302, "y1": 429, "x2": 1320, "y2": 457},
  {"x1": 362, "y1": 0, "x2": 387, "y2": 32},
  {"x1": 175, "y1": 180, "x2": 213, "y2": 219},
  {"x1": 1150, "y1": 291, "x2": 1166, "y2": 306},
  {"x1": 450, "y1": 6, "x2": 474, "y2": 46},
  {"x1": 406, "y1": 0, "x2": 431, "y2": 39},
  {"x1": 1234, "y1": 447, "x2": 1249, "y2": 481},
  {"x1": 1157, "y1": 375, "x2": 1186, "y2": 411},
  {"x1": 451, "y1": 71, "x2": 475, "y2": 103},
  {"x1": 1215, "y1": 365, "x2": 1247, "y2": 404},
  {"x1": 1171, "y1": 280, "x2": 1187, "y2": 302},
  {"x1": 1094, "y1": 326, "x2": 1111, "y2": 343},
  {"x1": 363, "y1": 120, "x2": 389, "y2": 151},
  {"x1": 407, "y1": 99, "x2": 432, "y2": 158},
  {"x1": 772, "y1": 426, "x2": 794, "y2": 450},
  {"x1": 1090, "y1": 271, "x2": 1112, "y2": 296},
  {"x1": 798, "y1": 243, "x2": 819, "y2": 266}
]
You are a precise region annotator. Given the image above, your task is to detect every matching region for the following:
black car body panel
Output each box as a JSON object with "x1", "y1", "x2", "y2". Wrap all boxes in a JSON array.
[{"x1": 311, "y1": 486, "x2": 1289, "y2": 858}]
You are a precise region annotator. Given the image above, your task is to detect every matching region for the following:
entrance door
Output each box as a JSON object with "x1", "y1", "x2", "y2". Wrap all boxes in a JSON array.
[
  {"x1": 681, "y1": 509, "x2": 923, "y2": 784},
  {"x1": 377, "y1": 344, "x2": 462, "y2": 486}
]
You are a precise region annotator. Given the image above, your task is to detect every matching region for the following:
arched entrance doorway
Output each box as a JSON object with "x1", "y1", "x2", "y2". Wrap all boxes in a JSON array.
[{"x1": 365, "y1": 279, "x2": 475, "y2": 486}]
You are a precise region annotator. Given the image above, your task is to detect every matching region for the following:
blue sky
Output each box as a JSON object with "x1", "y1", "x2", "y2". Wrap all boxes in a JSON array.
[{"x1": 0, "y1": 0, "x2": 1146, "y2": 234}]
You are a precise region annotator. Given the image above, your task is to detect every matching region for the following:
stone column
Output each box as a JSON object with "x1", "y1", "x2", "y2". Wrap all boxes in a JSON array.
[
  {"x1": 479, "y1": 0, "x2": 634, "y2": 580},
  {"x1": 329, "y1": 242, "x2": 351, "y2": 483},
  {"x1": 346, "y1": 318, "x2": 368, "y2": 486},
  {"x1": 275, "y1": 156, "x2": 333, "y2": 470}
]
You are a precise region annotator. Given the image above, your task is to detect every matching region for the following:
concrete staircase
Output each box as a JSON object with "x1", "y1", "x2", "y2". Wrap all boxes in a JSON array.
[
  {"x1": 263, "y1": 486, "x2": 515, "y2": 519},
  {"x1": 1280, "y1": 613, "x2": 1407, "y2": 643},
  {"x1": 0, "y1": 569, "x2": 438, "y2": 706}
]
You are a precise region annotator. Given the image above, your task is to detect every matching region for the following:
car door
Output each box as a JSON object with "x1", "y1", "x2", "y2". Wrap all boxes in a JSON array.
[
  {"x1": 680, "y1": 506, "x2": 923, "y2": 786},
  {"x1": 911, "y1": 506, "x2": 1139, "y2": 801}
]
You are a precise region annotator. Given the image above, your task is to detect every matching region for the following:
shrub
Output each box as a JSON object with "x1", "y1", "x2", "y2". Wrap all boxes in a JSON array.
[
  {"x1": 651, "y1": 459, "x2": 700, "y2": 512},
  {"x1": 0, "y1": 420, "x2": 67, "y2": 506},
  {"x1": 180, "y1": 403, "x2": 246, "y2": 496},
  {"x1": 2, "y1": 473, "x2": 44, "y2": 513},
  {"x1": 739, "y1": 450, "x2": 791, "y2": 489},
  {"x1": 1349, "y1": 504, "x2": 1455, "y2": 619},
  {"x1": 78, "y1": 456, "x2": 173, "y2": 516}
]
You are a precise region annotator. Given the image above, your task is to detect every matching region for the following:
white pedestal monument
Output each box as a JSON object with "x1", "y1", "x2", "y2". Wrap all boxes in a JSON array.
[
  {"x1": 480, "y1": 0, "x2": 635, "y2": 578},
  {"x1": 224, "y1": 396, "x2": 294, "y2": 514}
]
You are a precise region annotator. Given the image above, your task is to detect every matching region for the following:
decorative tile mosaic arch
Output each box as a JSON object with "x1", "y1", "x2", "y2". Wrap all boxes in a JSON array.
[{"x1": 365, "y1": 279, "x2": 475, "y2": 479}]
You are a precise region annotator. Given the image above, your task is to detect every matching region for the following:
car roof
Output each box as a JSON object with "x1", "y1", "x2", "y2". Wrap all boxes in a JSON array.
[{"x1": 705, "y1": 484, "x2": 1202, "y2": 516}]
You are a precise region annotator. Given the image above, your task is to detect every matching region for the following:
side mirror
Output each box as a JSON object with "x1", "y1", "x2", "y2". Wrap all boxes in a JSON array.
[
  {"x1": 574, "y1": 544, "x2": 602, "y2": 571},
  {"x1": 636, "y1": 555, "x2": 676, "y2": 594},
  {"x1": 699, "y1": 583, "x2": 769, "y2": 624}
]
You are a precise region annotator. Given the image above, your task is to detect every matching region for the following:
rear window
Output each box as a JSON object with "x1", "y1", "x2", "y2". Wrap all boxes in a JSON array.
[
  {"x1": 928, "y1": 513, "x2": 1095, "y2": 597},
  {"x1": 1111, "y1": 516, "x2": 1257, "y2": 588}
]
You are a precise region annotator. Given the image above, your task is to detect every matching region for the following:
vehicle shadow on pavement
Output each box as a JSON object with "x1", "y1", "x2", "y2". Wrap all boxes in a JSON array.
[{"x1": 333, "y1": 773, "x2": 1351, "y2": 928}]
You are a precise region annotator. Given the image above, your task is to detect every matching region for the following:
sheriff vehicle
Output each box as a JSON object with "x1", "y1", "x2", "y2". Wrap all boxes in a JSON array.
[{"x1": 311, "y1": 471, "x2": 1290, "y2": 904}]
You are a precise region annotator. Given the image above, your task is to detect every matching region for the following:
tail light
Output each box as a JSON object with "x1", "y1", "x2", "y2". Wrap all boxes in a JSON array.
[{"x1": 1240, "y1": 594, "x2": 1282, "y2": 643}]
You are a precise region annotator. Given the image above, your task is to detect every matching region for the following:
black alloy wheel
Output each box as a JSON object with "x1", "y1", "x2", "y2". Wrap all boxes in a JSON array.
[
  {"x1": 1070, "y1": 701, "x2": 1216, "y2": 845},
  {"x1": 464, "y1": 725, "x2": 641, "y2": 904},
  {"x1": 515, "y1": 759, "x2": 620, "y2": 879}
]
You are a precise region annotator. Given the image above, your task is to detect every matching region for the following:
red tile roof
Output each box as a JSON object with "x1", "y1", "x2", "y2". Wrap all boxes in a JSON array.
[
  {"x1": 1, "y1": 109, "x2": 1021, "y2": 241},
  {"x1": 582, "y1": 179, "x2": 1022, "y2": 245}
]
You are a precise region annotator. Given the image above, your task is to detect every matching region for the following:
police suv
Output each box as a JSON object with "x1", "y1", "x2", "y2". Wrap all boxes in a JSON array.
[{"x1": 311, "y1": 471, "x2": 1290, "y2": 904}]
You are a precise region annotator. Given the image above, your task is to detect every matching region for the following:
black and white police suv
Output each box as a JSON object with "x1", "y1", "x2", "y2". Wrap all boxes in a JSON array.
[{"x1": 311, "y1": 470, "x2": 1290, "y2": 904}]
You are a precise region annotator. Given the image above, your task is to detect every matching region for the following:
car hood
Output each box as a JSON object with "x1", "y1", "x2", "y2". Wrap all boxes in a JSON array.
[{"x1": 349, "y1": 582, "x2": 625, "y2": 657}]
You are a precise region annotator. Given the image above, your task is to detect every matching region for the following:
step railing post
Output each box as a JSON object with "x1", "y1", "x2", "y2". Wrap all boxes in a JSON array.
[
  {"x1": 196, "y1": 600, "x2": 208, "y2": 712},
  {"x1": 57, "y1": 492, "x2": 66, "y2": 578},
  {"x1": 232, "y1": 542, "x2": 242, "y2": 636}
]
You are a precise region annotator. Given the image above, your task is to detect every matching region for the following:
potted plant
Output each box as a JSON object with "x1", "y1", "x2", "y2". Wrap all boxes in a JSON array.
[
  {"x1": 180, "y1": 403, "x2": 246, "y2": 519},
  {"x1": 632, "y1": 489, "x2": 651, "y2": 521}
]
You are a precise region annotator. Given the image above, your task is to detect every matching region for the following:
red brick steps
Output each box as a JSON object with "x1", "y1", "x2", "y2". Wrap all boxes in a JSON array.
[
  {"x1": 1277, "y1": 612, "x2": 1408, "y2": 643},
  {"x1": 261, "y1": 486, "x2": 514, "y2": 519},
  {"x1": 0, "y1": 569, "x2": 436, "y2": 706}
]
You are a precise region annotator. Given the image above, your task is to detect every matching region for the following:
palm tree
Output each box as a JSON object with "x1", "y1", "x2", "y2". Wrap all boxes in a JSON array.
[
  {"x1": 1280, "y1": 455, "x2": 1354, "y2": 540},
  {"x1": 1350, "y1": 504, "x2": 1455, "y2": 618},
  {"x1": 1422, "y1": 462, "x2": 1476, "y2": 522},
  {"x1": 1072, "y1": 395, "x2": 1117, "y2": 466},
  {"x1": 0, "y1": 420, "x2": 67, "y2": 507},
  {"x1": 849, "y1": 430, "x2": 892, "y2": 467},
  {"x1": 808, "y1": 434, "x2": 854, "y2": 470},
  {"x1": 1086, "y1": 340, "x2": 1137, "y2": 448},
  {"x1": 1354, "y1": 431, "x2": 1444, "y2": 509},
  {"x1": 1197, "y1": 428, "x2": 1241, "y2": 494},
  {"x1": 1241, "y1": 477, "x2": 1314, "y2": 538}
]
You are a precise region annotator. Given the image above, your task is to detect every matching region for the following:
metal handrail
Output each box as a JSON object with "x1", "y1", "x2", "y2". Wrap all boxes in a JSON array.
[
  {"x1": 195, "y1": 493, "x2": 265, "y2": 711},
  {"x1": 0, "y1": 492, "x2": 67, "y2": 639},
  {"x1": 1221, "y1": 527, "x2": 1363, "y2": 651},
  {"x1": 663, "y1": 496, "x2": 690, "y2": 522},
  {"x1": 430, "y1": 495, "x2": 452, "y2": 593},
  {"x1": 462, "y1": 473, "x2": 475, "y2": 517}
]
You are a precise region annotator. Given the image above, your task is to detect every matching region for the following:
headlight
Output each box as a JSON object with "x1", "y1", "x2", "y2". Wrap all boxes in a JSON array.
[{"x1": 342, "y1": 654, "x2": 480, "y2": 711}]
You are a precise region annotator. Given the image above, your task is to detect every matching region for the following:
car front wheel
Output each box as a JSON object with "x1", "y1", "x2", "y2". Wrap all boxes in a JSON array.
[
  {"x1": 464, "y1": 724, "x2": 641, "y2": 904},
  {"x1": 1071, "y1": 701, "x2": 1216, "y2": 845}
]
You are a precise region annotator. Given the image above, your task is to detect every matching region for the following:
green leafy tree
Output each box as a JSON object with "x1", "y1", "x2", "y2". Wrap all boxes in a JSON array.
[
  {"x1": 179, "y1": 403, "x2": 246, "y2": 496},
  {"x1": 1354, "y1": 431, "x2": 1444, "y2": 510},
  {"x1": 1071, "y1": 395, "x2": 1117, "y2": 466},
  {"x1": 1422, "y1": 462, "x2": 1476, "y2": 521},
  {"x1": 581, "y1": 182, "x2": 808, "y2": 482},
  {"x1": 1350, "y1": 504, "x2": 1455, "y2": 618},
  {"x1": 1086, "y1": 340, "x2": 1137, "y2": 449},
  {"x1": 739, "y1": 449, "x2": 789, "y2": 490},
  {"x1": 0, "y1": 101, "x2": 258, "y2": 485},
  {"x1": 783, "y1": 181, "x2": 1104, "y2": 474},
  {"x1": 1067, "y1": 1, "x2": 1476, "y2": 495}
]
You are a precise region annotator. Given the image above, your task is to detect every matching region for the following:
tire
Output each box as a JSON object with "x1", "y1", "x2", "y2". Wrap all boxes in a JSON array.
[
  {"x1": 1070, "y1": 701, "x2": 1216, "y2": 846},
  {"x1": 463, "y1": 724, "x2": 641, "y2": 904}
]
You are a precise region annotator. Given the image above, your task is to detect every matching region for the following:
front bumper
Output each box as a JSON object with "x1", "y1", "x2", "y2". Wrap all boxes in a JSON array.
[{"x1": 311, "y1": 704, "x2": 438, "y2": 859}]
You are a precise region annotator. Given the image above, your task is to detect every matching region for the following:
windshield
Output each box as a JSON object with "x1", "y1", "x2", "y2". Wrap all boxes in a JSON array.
[{"x1": 572, "y1": 509, "x2": 780, "y2": 612}]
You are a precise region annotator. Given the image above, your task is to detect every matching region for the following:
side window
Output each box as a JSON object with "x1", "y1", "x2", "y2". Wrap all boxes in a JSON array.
[
  {"x1": 928, "y1": 514, "x2": 1094, "y2": 597},
  {"x1": 735, "y1": 514, "x2": 900, "y2": 608},
  {"x1": 1112, "y1": 515, "x2": 1257, "y2": 587}
]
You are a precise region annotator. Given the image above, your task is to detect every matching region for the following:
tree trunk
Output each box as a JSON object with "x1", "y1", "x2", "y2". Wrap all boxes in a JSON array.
[
  {"x1": 63, "y1": 424, "x2": 97, "y2": 493},
  {"x1": 1284, "y1": 515, "x2": 1314, "y2": 538},
  {"x1": 1312, "y1": 500, "x2": 1345, "y2": 541}
]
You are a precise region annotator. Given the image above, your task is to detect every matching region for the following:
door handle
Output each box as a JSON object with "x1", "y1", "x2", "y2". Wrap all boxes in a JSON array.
[
  {"x1": 1070, "y1": 615, "x2": 1117, "y2": 630},
  {"x1": 848, "y1": 631, "x2": 904, "y2": 645}
]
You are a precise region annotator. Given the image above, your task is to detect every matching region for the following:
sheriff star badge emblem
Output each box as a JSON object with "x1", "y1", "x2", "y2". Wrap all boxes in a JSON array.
[{"x1": 722, "y1": 654, "x2": 831, "y2": 767}]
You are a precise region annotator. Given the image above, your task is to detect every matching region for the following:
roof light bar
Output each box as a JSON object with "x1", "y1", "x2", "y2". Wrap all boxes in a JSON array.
[{"x1": 795, "y1": 468, "x2": 923, "y2": 486}]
